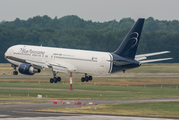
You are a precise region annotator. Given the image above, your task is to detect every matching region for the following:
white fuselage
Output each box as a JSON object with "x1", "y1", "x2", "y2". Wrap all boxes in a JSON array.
[{"x1": 5, "y1": 45, "x2": 113, "y2": 75}]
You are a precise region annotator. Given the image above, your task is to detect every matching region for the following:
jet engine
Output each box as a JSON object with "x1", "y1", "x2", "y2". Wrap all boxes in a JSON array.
[{"x1": 18, "y1": 63, "x2": 41, "y2": 75}]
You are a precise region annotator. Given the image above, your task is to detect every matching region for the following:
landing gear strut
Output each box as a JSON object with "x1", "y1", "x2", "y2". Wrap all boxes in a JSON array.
[
  {"x1": 12, "y1": 64, "x2": 18, "y2": 75},
  {"x1": 49, "y1": 71, "x2": 61, "y2": 83},
  {"x1": 81, "y1": 73, "x2": 92, "y2": 82}
]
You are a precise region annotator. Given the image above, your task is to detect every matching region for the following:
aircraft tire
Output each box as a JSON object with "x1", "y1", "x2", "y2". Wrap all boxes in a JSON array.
[
  {"x1": 81, "y1": 77, "x2": 85, "y2": 82},
  {"x1": 13, "y1": 71, "x2": 18, "y2": 75},
  {"x1": 15, "y1": 71, "x2": 18, "y2": 75},
  {"x1": 50, "y1": 78, "x2": 54, "y2": 83},
  {"x1": 57, "y1": 77, "x2": 61, "y2": 82},
  {"x1": 13, "y1": 71, "x2": 16, "y2": 75},
  {"x1": 89, "y1": 76, "x2": 92, "y2": 81},
  {"x1": 54, "y1": 77, "x2": 57, "y2": 83},
  {"x1": 85, "y1": 76, "x2": 89, "y2": 82}
]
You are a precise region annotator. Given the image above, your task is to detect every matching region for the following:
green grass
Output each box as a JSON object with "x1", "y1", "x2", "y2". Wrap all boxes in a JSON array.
[
  {"x1": 42, "y1": 102, "x2": 179, "y2": 118},
  {"x1": 0, "y1": 84, "x2": 179, "y2": 100},
  {"x1": 0, "y1": 77, "x2": 179, "y2": 90},
  {"x1": 0, "y1": 76, "x2": 179, "y2": 100}
]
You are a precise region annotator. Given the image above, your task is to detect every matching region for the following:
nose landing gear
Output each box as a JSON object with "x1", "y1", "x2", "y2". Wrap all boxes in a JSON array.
[
  {"x1": 13, "y1": 71, "x2": 18, "y2": 75},
  {"x1": 12, "y1": 64, "x2": 18, "y2": 75}
]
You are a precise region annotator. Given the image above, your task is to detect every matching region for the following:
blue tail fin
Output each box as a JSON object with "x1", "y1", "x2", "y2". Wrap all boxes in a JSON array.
[{"x1": 113, "y1": 18, "x2": 145, "y2": 59}]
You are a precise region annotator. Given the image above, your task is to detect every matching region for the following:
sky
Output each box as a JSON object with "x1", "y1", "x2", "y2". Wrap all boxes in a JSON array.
[{"x1": 0, "y1": 0, "x2": 179, "y2": 22}]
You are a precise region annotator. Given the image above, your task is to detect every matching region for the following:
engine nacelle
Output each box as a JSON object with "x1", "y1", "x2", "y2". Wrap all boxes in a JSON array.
[{"x1": 18, "y1": 63, "x2": 41, "y2": 75}]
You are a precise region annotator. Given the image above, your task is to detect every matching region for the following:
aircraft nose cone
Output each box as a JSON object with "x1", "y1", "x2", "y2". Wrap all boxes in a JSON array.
[{"x1": 4, "y1": 47, "x2": 13, "y2": 57}]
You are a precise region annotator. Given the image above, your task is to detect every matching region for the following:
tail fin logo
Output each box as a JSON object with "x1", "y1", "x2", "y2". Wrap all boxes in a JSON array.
[
  {"x1": 113, "y1": 18, "x2": 144, "y2": 59},
  {"x1": 129, "y1": 32, "x2": 139, "y2": 48}
]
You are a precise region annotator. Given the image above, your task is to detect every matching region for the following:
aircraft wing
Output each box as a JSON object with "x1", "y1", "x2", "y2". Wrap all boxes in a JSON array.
[
  {"x1": 47, "y1": 61, "x2": 76, "y2": 73},
  {"x1": 27, "y1": 60, "x2": 76, "y2": 73},
  {"x1": 26, "y1": 60, "x2": 49, "y2": 69},
  {"x1": 6, "y1": 56, "x2": 74, "y2": 73},
  {"x1": 135, "y1": 51, "x2": 170, "y2": 61}
]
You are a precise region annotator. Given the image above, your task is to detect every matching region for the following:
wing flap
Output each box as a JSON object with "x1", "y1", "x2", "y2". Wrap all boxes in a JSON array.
[
  {"x1": 48, "y1": 61, "x2": 76, "y2": 73},
  {"x1": 26, "y1": 60, "x2": 49, "y2": 69},
  {"x1": 51, "y1": 65, "x2": 68, "y2": 73}
]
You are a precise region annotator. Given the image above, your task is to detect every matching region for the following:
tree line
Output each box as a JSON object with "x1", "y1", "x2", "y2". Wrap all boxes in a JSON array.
[
  {"x1": 2, "y1": 15, "x2": 179, "y2": 32},
  {"x1": 0, "y1": 15, "x2": 178, "y2": 63}
]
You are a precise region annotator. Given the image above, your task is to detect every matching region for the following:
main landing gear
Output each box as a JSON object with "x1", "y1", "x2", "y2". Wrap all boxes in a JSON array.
[
  {"x1": 81, "y1": 73, "x2": 93, "y2": 82},
  {"x1": 12, "y1": 64, "x2": 18, "y2": 75},
  {"x1": 50, "y1": 71, "x2": 61, "y2": 83}
]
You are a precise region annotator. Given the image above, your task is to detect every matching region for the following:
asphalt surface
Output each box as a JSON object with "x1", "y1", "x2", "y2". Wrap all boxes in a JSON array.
[
  {"x1": 0, "y1": 98, "x2": 179, "y2": 120},
  {"x1": 1, "y1": 74, "x2": 179, "y2": 78}
]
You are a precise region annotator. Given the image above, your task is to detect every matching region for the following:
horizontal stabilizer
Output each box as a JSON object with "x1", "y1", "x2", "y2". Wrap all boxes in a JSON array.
[
  {"x1": 135, "y1": 51, "x2": 170, "y2": 61},
  {"x1": 139, "y1": 58, "x2": 173, "y2": 63}
]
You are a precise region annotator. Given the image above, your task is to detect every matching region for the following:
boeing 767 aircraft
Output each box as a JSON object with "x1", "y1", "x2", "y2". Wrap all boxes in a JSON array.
[{"x1": 4, "y1": 18, "x2": 172, "y2": 83}]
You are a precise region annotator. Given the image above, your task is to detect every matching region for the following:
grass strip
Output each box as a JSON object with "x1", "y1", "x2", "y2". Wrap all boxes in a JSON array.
[
  {"x1": 0, "y1": 77, "x2": 179, "y2": 90},
  {"x1": 0, "y1": 86, "x2": 179, "y2": 100},
  {"x1": 40, "y1": 101, "x2": 179, "y2": 118}
]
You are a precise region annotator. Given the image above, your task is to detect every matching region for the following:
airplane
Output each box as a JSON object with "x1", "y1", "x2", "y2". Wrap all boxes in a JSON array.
[{"x1": 4, "y1": 18, "x2": 172, "y2": 83}]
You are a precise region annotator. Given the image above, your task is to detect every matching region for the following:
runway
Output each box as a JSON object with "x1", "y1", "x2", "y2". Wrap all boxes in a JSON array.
[
  {"x1": 0, "y1": 98, "x2": 179, "y2": 120},
  {"x1": 0, "y1": 74, "x2": 179, "y2": 78}
]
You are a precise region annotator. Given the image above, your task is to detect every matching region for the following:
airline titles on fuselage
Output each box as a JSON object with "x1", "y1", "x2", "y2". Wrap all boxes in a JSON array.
[{"x1": 19, "y1": 46, "x2": 45, "y2": 55}]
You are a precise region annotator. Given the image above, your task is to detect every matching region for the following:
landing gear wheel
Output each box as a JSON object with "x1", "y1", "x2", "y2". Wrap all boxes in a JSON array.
[
  {"x1": 89, "y1": 76, "x2": 92, "y2": 81},
  {"x1": 57, "y1": 77, "x2": 61, "y2": 82},
  {"x1": 54, "y1": 77, "x2": 57, "y2": 83},
  {"x1": 85, "y1": 76, "x2": 89, "y2": 82},
  {"x1": 13, "y1": 71, "x2": 16, "y2": 75},
  {"x1": 13, "y1": 71, "x2": 18, "y2": 75},
  {"x1": 81, "y1": 77, "x2": 85, "y2": 82},
  {"x1": 50, "y1": 78, "x2": 54, "y2": 83}
]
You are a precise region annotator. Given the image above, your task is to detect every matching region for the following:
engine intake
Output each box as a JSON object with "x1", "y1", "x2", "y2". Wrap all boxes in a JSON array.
[{"x1": 18, "y1": 63, "x2": 41, "y2": 75}]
